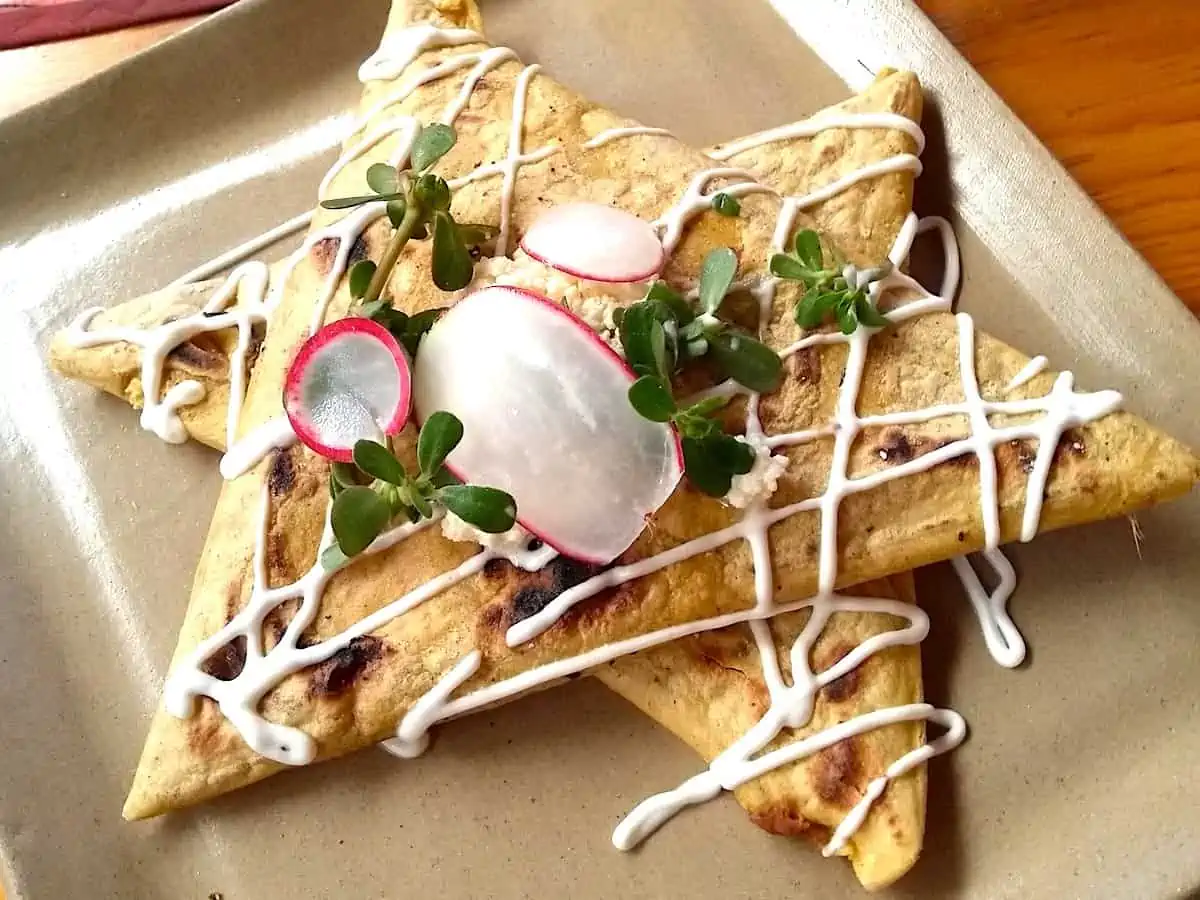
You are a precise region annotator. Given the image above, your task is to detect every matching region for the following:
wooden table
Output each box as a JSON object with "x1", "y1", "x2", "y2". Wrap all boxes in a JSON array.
[{"x1": 1, "y1": 1, "x2": 1198, "y2": 314}]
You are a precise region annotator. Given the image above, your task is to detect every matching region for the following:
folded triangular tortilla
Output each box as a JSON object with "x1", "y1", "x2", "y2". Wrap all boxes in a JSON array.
[
  {"x1": 57, "y1": 0, "x2": 1197, "y2": 876},
  {"x1": 51, "y1": 85, "x2": 930, "y2": 885}
]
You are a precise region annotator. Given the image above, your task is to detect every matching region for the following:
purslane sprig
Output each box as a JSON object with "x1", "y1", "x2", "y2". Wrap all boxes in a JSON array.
[
  {"x1": 621, "y1": 247, "x2": 780, "y2": 496},
  {"x1": 770, "y1": 229, "x2": 893, "y2": 335},
  {"x1": 321, "y1": 123, "x2": 497, "y2": 304},
  {"x1": 323, "y1": 411, "x2": 517, "y2": 569}
]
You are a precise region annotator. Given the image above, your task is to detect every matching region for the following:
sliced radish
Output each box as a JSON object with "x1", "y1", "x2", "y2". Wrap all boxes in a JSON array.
[
  {"x1": 413, "y1": 285, "x2": 682, "y2": 564},
  {"x1": 520, "y1": 202, "x2": 664, "y2": 284},
  {"x1": 284, "y1": 317, "x2": 412, "y2": 463}
]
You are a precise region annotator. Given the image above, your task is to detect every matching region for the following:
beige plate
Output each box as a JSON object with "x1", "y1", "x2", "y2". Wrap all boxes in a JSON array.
[{"x1": 2, "y1": 0, "x2": 1199, "y2": 896}]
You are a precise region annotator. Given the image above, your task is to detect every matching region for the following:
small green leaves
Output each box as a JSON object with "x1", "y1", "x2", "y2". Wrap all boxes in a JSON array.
[
  {"x1": 793, "y1": 228, "x2": 823, "y2": 269},
  {"x1": 769, "y1": 253, "x2": 814, "y2": 282},
  {"x1": 353, "y1": 439, "x2": 407, "y2": 485},
  {"x1": 431, "y1": 210, "x2": 474, "y2": 291},
  {"x1": 708, "y1": 330, "x2": 783, "y2": 393},
  {"x1": 711, "y1": 192, "x2": 741, "y2": 217},
  {"x1": 366, "y1": 163, "x2": 400, "y2": 195},
  {"x1": 619, "y1": 303, "x2": 669, "y2": 379},
  {"x1": 854, "y1": 293, "x2": 890, "y2": 328},
  {"x1": 438, "y1": 485, "x2": 517, "y2": 534},
  {"x1": 320, "y1": 543, "x2": 350, "y2": 572},
  {"x1": 410, "y1": 123, "x2": 457, "y2": 172},
  {"x1": 698, "y1": 247, "x2": 738, "y2": 316},
  {"x1": 331, "y1": 485, "x2": 391, "y2": 557},
  {"x1": 414, "y1": 173, "x2": 451, "y2": 211},
  {"x1": 386, "y1": 197, "x2": 408, "y2": 228},
  {"x1": 348, "y1": 260, "x2": 377, "y2": 299},
  {"x1": 417, "y1": 410, "x2": 463, "y2": 476},
  {"x1": 325, "y1": 413, "x2": 516, "y2": 560},
  {"x1": 628, "y1": 376, "x2": 677, "y2": 422},
  {"x1": 321, "y1": 193, "x2": 393, "y2": 210},
  {"x1": 774, "y1": 228, "x2": 892, "y2": 336}
]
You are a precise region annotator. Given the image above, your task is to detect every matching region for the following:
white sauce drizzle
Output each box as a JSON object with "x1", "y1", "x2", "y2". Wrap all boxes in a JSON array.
[
  {"x1": 66, "y1": 261, "x2": 272, "y2": 447},
  {"x1": 583, "y1": 126, "x2": 674, "y2": 149},
  {"x1": 1006, "y1": 354, "x2": 1048, "y2": 391},
  {"x1": 951, "y1": 550, "x2": 1024, "y2": 668},
  {"x1": 169, "y1": 211, "x2": 315, "y2": 288},
  {"x1": 82, "y1": 22, "x2": 1126, "y2": 857}
]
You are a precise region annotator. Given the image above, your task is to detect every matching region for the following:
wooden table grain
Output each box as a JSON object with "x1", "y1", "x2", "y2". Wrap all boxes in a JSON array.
[{"x1": 1, "y1": 2, "x2": 1198, "y2": 314}]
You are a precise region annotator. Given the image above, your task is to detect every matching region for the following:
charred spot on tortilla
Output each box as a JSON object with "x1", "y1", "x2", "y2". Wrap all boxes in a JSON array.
[
  {"x1": 199, "y1": 635, "x2": 247, "y2": 682},
  {"x1": 348, "y1": 234, "x2": 370, "y2": 266},
  {"x1": 310, "y1": 636, "x2": 387, "y2": 697},
  {"x1": 509, "y1": 556, "x2": 606, "y2": 625},
  {"x1": 310, "y1": 237, "x2": 339, "y2": 277},
  {"x1": 168, "y1": 340, "x2": 224, "y2": 372},
  {"x1": 876, "y1": 429, "x2": 917, "y2": 465},
  {"x1": 267, "y1": 448, "x2": 297, "y2": 496},
  {"x1": 818, "y1": 643, "x2": 865, "y2": 704},
  {"x1": 813, "y1": 738, "x2": 864, "y2": 808},
  {"x1": 1054, "y1": 428, "x2": 1087, "y2": 464},
  {"x1": 788, "y1": 345, "x2": 822, "y2": 385},
  {"x1": 998, "y1": 438, "x2": 1037, "y2": 475},
  {"x1": 749, "y1": 803, "x2": 833, "y2": 843},
  {"x1": 261, "y1": 597, "x2": 301, "y2": 651}
]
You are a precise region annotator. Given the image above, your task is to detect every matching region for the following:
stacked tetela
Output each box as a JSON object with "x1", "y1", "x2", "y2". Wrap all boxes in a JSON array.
[{"x1": 48, "y1": 0, "x2": 1200, "y2": 889}]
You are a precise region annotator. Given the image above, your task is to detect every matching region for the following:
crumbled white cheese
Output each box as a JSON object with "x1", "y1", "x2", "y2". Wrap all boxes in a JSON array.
[
  {"x1": 440, "y1": 511, "x2": 534, "y2": 560},
  {"x1": 725, "y1": 438, "x2": 789, "y2": 509}
]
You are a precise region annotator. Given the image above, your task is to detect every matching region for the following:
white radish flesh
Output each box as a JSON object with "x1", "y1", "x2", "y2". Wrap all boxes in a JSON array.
[
  {"x1": 413, "y1": 285, "x2": 681, "y2": 564},
  {"x1": 283, "y1": 317, "x2": 411, "y2": 463},
  {"x1": 520, "y1": 202, "x2": 664, "y2": 284}
]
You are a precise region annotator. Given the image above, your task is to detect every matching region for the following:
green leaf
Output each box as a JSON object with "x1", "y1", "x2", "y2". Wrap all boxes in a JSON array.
[
  {"x1": 710, "y1": 192, "x2": 741, "y2": 217},
  {"x1": 628, "y1": 376, "x2": 677, "y2": 422},
  {"x1": 409, "y1": 489, "x2": 434, "y2": 520},
  {"x1": 708, "y1": 433, "x2": 755, "y2": 475},
  {"x1": 331, "y1": 486, "x2": 392, "y2": 557},
  {"x1": 854, "y1": 294, "x2": 890, "y2": 329},
  {"x1": 438, "y1": 485, "x2": 517, "y2": 534},
  {"x1": 417, "y1": 411, "x2": 464, "y2": 476},
  {"x1": 698, "y1": 247, "x2": 738, "y2": 316},
  {"x1": 685, "y1": 395, "x2": 729, "y2": 418},
  {"x1": 793, "y1": 229, "x2": 824, "y2": 269},
  {"x1": 400, "y1": 308, "x2": 443, "y2": 357},
  {"x1": 456, "y1": 223, "x2": 499, "y2": 247},
  {"x1": 320, "y1": 543, "x2": 349, "y2": 571},
  {"x1": 331, "y1": 462, "x2": 361, "y2": 489},
  {"x1": 353, "y1": 440, "x2": 407, "y2": 485},
  {"x1": 329, "y1": 475, "x2": 344, "y2": 500},
  {"x1": 321, "y1": 193, "x2": 391, "y2": 210},
  {"x1": 708, "y1": 330, "x2": 783, "y2": 393},
  {"x1": 769, "y1": 253, "x2": 813, "y2": 282},
  {"x1": 366, "y1": 163, "x2": 399, "y2": 195},
  {"x1": 386, "y1": 197, "x2": 408, "y2": 228},
  {"x1": 682, "y1": 437, "x2": 733, "y2": 498},
  {"x1": 649, "y1": 318, "x2": 673, "y2": 379},
  {"x1": 411, "y1": 123, "x2": 457, "y2": 172},
  {"x1": 795, "y1": 289, "x2": 836, "y2": 329},
  {"x1": 429, "y1": 467, "x2": 460, "y2": 488},
  {"x1": 414, "y1": 173, "x2": 451, "y2": 211},
  {"x1": 835, "y1": 299, "x2": 858, "y2": 335},
  {"x1": 431, "y1": 210, "x2": 475, "y2": 292},
  {"x1": 644, "y1": 282, "x2": 694, "y2": 324},
  {"x1": 619, "y1": 303, "x2": 661, "y2": 378},
  {"x1": 348, "y1": 260, "x2": 377, "y2": 299}
]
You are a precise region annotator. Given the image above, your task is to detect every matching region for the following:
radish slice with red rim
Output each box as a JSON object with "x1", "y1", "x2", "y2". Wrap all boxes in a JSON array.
[
  {"x1": 413, "y1": 285, "x2": 682, "y2": 564},
  {"x1": 520, "y1": 202, "x2": 665, "y2": 284},
  {"x1": 284, "y1": 317, "x2": 412, "y2": 463}
]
